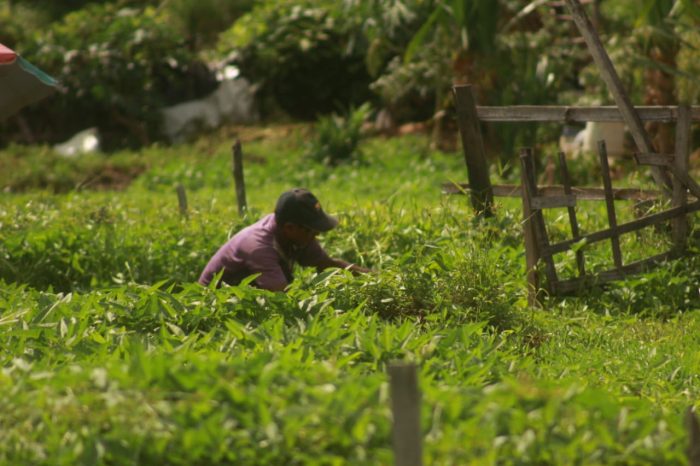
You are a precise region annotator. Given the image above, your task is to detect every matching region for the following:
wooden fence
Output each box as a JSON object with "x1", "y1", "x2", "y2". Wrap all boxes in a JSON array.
[{"x1": 450, "y1": 87, "x2": 699, "y2": 301}]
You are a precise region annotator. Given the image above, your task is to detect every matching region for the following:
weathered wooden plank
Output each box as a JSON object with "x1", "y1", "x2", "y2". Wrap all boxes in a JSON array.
[
  {"x1": 544, "y1": 200, "x2": 700, "y2": 256},
  {"x1": 388, "y1": 363, "x2": 423, "y2": 466},
  {"x1": 453, "y1": 85, "x2": 494, "y2": 217},
  {"x1": 475, "y1": 105, "x2": 700, "y2": 122},
  {"x1": 531, "y1": 194, "x2": 577, "y2": 210},
  {"x1": 634, "y1": 153, "x2": 675, "y2": 167},
  {"x1": 442, "y1": 183, "x2": 665, "y2": 201},
  {"x1": 597, "y1": 250, "x2": 677, "y2": 282},
  {"x1": 598, "y1": 141, "x2": 623, "y2": 268},
  {"x1": 558, "y1": 151, "x2": 586, "y2": 277},
  {"x1": 521, "y1": 148, "x2": 559, "y2": 293},
  {"x1": 555, "y1": 250, "x2": 677, "y2": 293},
  {"x1": 563, "y1": 0, "x2": 672, "y2": 191},
  {"x1": 673, "y1": 104, "x2": 691, "y2": 249}
]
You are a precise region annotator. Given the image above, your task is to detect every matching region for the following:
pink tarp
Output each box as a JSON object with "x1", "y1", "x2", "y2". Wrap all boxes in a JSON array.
[
  {"x1": 0, "y1": 42, "x2": 59, "y2": 120},
  {"x1": 0, "y1": 43, "x2": 17, "y2": 64}
]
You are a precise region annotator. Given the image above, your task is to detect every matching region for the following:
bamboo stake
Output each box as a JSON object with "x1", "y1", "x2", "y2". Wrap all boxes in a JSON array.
[
  {"x1": 176, "y1": 183, "x2": 188, "y2": 217},
  {"x1": 232, "y1": 139, "x2": 247, "y2": 216},
  {"x1": 388, "y1": 362, "x2": 423, "y2": 466}
]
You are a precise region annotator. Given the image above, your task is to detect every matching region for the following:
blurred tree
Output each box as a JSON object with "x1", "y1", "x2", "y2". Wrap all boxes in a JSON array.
[
  {"x1": 159, "y1": 0, "x2": 255, "y2": 51},
  {"x1": 3, "y1": 2, "x2": 215, "y2": 150},
  {"x1": 633, "y1": 0, "x2": 700, "y2": 153},
  {"x1": 12, "y1": 0, "x2": 114, "y2": 22},
  {"x1": 217, "y1": 0, "x2": 373, "y2": 120}
]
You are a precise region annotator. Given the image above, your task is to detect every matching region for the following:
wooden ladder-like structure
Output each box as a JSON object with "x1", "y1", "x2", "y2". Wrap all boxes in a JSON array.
[
  {"x1": 447, "y1": 0, "x2": 700, "y2": 304},
  {"x1": 518, "y1": 129, "x2": 698, "y2": 298}
]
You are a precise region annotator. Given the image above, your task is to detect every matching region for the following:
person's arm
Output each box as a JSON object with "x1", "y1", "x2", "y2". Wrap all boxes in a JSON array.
[
  {"x1": 298, "y1": 240, "x2": 372, "y2": 275},
  {"x1": 317, "y1": 257, "x2": 371, "y2": 275}
]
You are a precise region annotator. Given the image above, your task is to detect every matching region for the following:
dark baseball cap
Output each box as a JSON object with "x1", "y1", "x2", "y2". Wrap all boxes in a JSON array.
[{"x1": 274, "y1": 188, "x2": 339, "y2": 232}]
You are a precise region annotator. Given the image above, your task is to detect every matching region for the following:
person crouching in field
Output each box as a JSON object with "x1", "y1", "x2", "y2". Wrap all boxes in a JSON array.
[{"x1": 199, "y1": 188, "x2": 370, "y2": 291}]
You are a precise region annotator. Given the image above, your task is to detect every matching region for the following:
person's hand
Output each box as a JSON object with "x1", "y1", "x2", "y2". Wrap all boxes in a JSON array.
[{"x1": 348, "y1": 263, "x2": 373, "y2": 275}]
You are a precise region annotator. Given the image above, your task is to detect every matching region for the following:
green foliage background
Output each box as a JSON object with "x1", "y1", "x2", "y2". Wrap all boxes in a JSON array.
[{"x1": 1, "y1": 0, "x2": 698, "y2": 150}]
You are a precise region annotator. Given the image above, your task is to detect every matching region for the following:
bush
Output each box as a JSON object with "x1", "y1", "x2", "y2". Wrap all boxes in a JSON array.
[
  {"x1": 3, "y1": 3, "x2": 216, "y2": 150},
  {"x1": 217, "y1": 0, "x2": 372, "y2": 119},
  {"x1": 305, "y1": 104, "x2": 371, "y2": 166},
  {"x1": 159, "y1": 0, "x2": 255, "y2": 51}
]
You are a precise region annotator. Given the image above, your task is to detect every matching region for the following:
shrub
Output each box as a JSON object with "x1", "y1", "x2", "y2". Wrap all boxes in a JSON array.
[
  {"x1": 216, "y1": 0, "x2": 372, "y2": 119},
  {"x1": 305, "y1": 103, "x2": 371, "y2": 166},
  {"x1": 3, "y1": 3, "x2": 216, "y2": 150}
]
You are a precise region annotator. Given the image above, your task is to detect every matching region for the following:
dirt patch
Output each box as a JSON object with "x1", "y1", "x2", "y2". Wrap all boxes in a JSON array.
[{"x1": 75, "y1": 163, "x2": 147, "y2": 191}]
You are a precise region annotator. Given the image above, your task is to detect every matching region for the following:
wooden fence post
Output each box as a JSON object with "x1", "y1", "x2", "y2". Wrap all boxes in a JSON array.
[
  {"x1": 672, "y1": 104, "x2": 691, "y2": 250},
  {"x1": 520, "y1": 148, "x2": 559, "y2": 295},
  {"x1": 597, "y1": 141, "x2": 623, "y2": 269},
  {"x1": 232, "y1": 139, "x2": 248, "y2": 216},
  {"x1": 388, "y1": 362, "x2": 423, "y2": 466},
  {"x1": 687, "y1": 407, "x2": 700, "y2": 466},
  {"x1": 176, "y1": 183, "x2": 188, "y2": 217},
  {"x1": 453, "y1": 85, "x2": 494, "y2": 217},
  {"x1": 558, "y1": 151, "x2": 586, "y2": 278},
  {"x1": 563, "y1": 0, "x2": 672, "y2": 192},
  {"x1": 520, "y1": 158, "x2": 540, "y2": 306}
]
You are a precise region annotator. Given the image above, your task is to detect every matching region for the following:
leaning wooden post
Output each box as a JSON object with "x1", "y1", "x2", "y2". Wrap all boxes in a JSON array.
[
  {"x1": 388, "y1": 362, "x2": 423, "y2": 466},
  {"x1": 672, "y1": 104, "x2": 691, "y2": 250},
  {"x1": 563, "y1": 0, "x2": 672, "y2": 192},
  {"x1": 686, "y1": 407, "x2": 700, "y2": 466},
  {"x1": 519, "y1": 149, "x2": 541, "y2": 306},
  {"x1": 176, "y1": 183, "x2": 188, "y2": 217},
  {"x1": 597, "y1": 141, "x2": 624, "y2": 270},
  {"x1": 231, "y1": 139, "x2": 247, "y2": 216},
  {"x1": 520, "y1": 148, "x2": 558, "y2": 295},
  {"x1": 453, "y1": 85, "x2": 494, "y2": 217}
]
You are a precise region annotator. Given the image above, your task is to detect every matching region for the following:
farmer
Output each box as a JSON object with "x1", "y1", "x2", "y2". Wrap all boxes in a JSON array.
[{"x1": 198, "y1": 188, "x2": 369, "y2": 291}]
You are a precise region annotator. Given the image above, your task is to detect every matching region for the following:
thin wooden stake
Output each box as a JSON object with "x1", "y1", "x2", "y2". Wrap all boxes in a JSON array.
[
  {"x1": 453, "y1": 85, "x2": 494, "y2": 217},
  {"x1": 388, "y1": 362, "x2": 423, "y2": 466},
  {"x1": 563, "y1": 0, "x2": 672, "y2": 192},
  {"x1": 672, "y1": 104, "x2": 691, "y2": 250},
  {"x1": 687, "y1": 407, "x2": 700, "y2": 466},
  {"x1": 232, "y1": 139, "x2": 247, "y2": 216},
  {"x1": 558, "y1": 152, "x2": 586, "y2": 277},
  {"x1": 176, "y1": 183, "x2": 188, "y2": 217},
  {"x1": 597, "y1": 141, "x2": 623, "y2": 269},
  {"x1": 520, "y1": 148, "x2": 559, "y2": 294},
  {"x1": 521, "y1": 166, "x2": 540, "y2": 307}
]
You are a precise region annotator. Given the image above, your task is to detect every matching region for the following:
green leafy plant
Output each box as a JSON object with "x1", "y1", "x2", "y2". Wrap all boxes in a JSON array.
[
  {"x1": 306, "y1": 103, "x2": 372, "y2": 166},
  {"x1": 216, "y1": 0, "x2": 372, "y2": 119},
  {"x1": 2, "y1": 128, "x2": 700, "y2": 464},
  {"x1": 8, "y1": 3, "x2": 215, "y2": 150}
]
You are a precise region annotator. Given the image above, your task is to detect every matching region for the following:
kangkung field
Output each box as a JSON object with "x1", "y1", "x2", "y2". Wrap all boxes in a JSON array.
[{"x1": 2, "y1": 126, "x2": 700, "y2": 465}]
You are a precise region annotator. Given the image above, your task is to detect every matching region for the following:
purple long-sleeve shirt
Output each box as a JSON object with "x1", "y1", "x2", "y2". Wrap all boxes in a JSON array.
[{"x1": 198, "y1": 214, "x2": 331, "y2": 290}]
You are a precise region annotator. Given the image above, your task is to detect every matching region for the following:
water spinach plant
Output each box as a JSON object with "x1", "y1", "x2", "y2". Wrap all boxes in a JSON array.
[{"x1": 1, "y1": 128, "x2": 699, "y2": 464}]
